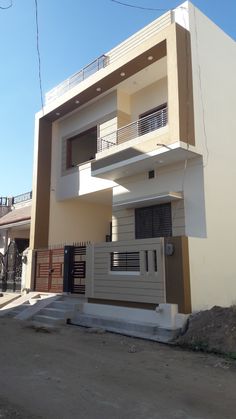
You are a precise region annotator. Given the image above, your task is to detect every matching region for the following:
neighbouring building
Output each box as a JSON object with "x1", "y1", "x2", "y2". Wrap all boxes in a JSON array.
[
  {"x1": 0, "y1": 192, "x2": 32, "y2": 291},
  {"x1": 28, "y1": 1, "x2": 236, "y2": 316}
]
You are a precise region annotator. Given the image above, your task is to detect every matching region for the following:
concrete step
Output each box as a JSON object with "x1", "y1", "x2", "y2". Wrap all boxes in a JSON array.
[
  {"x1": 5, "y1": 303, "x2": 31, "y2": 317},
  {"x1": 32, "y1": 315, "x2": 65, "y2": 326},
  {"x1": 72, "y1": 313, "x2": 180, "y2": 343},
  {"x1": 49, "y1": 301, "x2": 81, "y2": 311},
  {"x1": 39, "y1": 307, "x2": 73, "y2": 319}
]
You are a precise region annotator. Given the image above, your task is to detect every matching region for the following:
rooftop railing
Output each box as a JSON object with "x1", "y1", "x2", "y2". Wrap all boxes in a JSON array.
[
  {"x1": 44, "y1": 11, "x2": 172, "y2": 106},
  {"x1": 97, "y1": 107, "x2": 168, "y2": 153},
  {"x1": 12, "y1": 191, "x2": 32, "y2": 205},
  {"x1": 45, "y1": 55, "x2": 108, "y2": 105}
]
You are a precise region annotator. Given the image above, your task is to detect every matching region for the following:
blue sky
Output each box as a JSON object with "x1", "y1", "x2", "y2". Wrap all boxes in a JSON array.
[{"x1": 0, "y1": 0, "x2": 235, "y2": 197}]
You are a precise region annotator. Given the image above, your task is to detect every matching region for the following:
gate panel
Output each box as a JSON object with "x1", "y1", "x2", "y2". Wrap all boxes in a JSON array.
[
  {"x1": 0, "y1": 241, "x2": 22, "y2": 292},
  {"x1": 68, "y1": 246, "x2": 86, "y2": 294},
  {"x1": 35, "y1": 250, "x2": 50, "y2": 292},
  {"x1": 50, "y1": 248, "x2": 64, "y2": 293},
  {"x1": 35, "y1": 248, "x2": 64, "y2": 293},
  {"x1": 72, "y1": 246, "x2": 86, "y2": 294}
]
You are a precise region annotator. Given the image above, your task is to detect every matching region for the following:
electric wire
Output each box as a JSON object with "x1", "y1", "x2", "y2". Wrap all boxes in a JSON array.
[
  {"x1": 109, "y1": 0, "x2": 166, "y2": 12},
  {"x1": 34, "y1": 0, "x2": 44, "y2": 112}
]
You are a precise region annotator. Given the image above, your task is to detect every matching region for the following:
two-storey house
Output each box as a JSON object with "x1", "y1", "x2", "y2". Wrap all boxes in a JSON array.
[{"x1": 28, "y1": 1, "x2": 236, "y2": 326}]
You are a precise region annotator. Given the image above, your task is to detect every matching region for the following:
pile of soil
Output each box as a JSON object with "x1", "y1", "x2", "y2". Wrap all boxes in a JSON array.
[{"x1": 177, "y1": 305, "x2": 236, "y2": 357}]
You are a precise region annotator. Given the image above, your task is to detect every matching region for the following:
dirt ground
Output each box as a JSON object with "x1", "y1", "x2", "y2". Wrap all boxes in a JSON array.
[{"x1": 0, "y1": 318, "x2": 236, "y2": 419}]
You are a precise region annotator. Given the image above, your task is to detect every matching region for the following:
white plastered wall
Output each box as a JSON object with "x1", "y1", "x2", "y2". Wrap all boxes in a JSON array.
[
  {"x1": 186, "y1": 3, "x2": 236, "y2": 310},
  {"x1": 112, "y1": 158, "x2": 206, "y2": 241}
]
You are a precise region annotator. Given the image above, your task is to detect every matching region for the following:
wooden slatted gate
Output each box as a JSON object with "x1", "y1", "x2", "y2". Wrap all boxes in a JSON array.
[
  {"x1": 35, "y1": 245, "x2": 86, "y2": 294},
  {"x1": 34, "y1": 248, "x2": 64, "y2": 293}
]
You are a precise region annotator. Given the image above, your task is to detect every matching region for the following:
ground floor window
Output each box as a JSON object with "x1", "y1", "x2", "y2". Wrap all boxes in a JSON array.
[
  {"x1": 110, "y1": 252, "x2": 140, "y2": 272},
  {"x1": 135, "y1": 203, "x2": 172, "y2": 239}
]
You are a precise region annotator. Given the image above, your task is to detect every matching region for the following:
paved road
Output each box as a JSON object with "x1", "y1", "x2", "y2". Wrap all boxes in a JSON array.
[{"x1": 0, "y1": 318, "x2": 235, "y2": 419}]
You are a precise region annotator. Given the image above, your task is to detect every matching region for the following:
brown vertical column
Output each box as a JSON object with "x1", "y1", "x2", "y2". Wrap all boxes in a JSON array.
[
  {"x1": 30, "y1": 117, "x2": 52, "y2": 249},
  {"x1": 165, "y1": 236, "x2": 191, "y2": 314},
  {"x1": 167, "y1": 23, "x2": 195, "y2": 146}
]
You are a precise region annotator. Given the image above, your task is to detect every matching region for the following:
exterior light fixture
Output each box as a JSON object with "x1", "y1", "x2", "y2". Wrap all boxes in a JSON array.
[
  {"x1": 56, "y1": 112, "x2": 60, "y2": 116},
  {"x1": 75, "y1": 100, "x2": 80, "y2": 104},
  {"x1": 147, "y1": 55, "x2": 153, "y2": 61},
  {"x1": 120, "y1": 72, "x2": 125, "y2": 77},
  {"x1": 96, "y1": 87, "x2": 102, "y2": 92}
]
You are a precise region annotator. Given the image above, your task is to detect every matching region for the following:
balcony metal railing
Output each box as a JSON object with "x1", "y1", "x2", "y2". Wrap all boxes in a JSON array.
[
  {"x1": 12, "y1": 191, "x2": 32, "y2": 205},
  {"x1": 45, "y1": 55, "x2": 108, "y2": 105},
  {"x1": 97, "y1": 107, "x2": 168, "y2": 153}
]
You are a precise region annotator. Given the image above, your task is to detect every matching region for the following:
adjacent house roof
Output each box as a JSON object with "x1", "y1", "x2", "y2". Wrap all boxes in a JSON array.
[{"x1": 0, "y1": 205, "x2": 31, "y2": 229}]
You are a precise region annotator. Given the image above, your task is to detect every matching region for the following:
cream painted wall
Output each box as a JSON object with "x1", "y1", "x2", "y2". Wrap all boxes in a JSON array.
[
  {"x1": 186, "y1": 3, "x2": 236, "y2": 310},
  {"x1": 130, "y1": 78, "x2": 167, "y2": 120},
  {"x1": 117, "y1": 90, "x2": 131, "y2": 115},
  {"x1": 9, "y1": 229, "x2": 30, "y2": 240},
  {"x1": 99, "y1": 117, "x2": 118, "y2": 138},
  {"x1": 48, "y1": 196, "x2": 112, "y2": 246}
]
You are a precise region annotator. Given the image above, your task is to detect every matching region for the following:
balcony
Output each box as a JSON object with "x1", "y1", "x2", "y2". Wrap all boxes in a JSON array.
[
  {"x1": 97, "y1": 107, "x2": 168, "y2": 153},
  {"x1": 92, "y1": 103, "x2": 201, "y2": 180}
]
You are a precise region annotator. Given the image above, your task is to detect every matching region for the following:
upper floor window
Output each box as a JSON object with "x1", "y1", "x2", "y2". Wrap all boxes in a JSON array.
[
  {"x1": 66, "y1": 126, "x2": 97, "y2": 169},
  {"x1": 135, "y1": 203, "x2": 172, "y2": 239}
]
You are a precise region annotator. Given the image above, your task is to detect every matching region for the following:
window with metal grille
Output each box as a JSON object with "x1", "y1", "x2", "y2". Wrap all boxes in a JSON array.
[
  {"x1": 135, "y1": 203, "x2": 172, "y2": 239},
  {"x1": 110, "y1": 252, "x2": 140, "y2": 272}
]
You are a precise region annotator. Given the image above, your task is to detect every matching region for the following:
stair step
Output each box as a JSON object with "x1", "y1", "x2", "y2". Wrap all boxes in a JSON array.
[
  {"x1": 50, "y1": 301, "x2": 81, "y2": 311},
  {"x1": 9, "y1": 305, "x2": 30, "y2": 316},
  {"x1": 40, "y1": 307, "x2": 73, "y2": 319},
  {"x1": 32, "y1": 315, "x2": 65, "y2": 325}
]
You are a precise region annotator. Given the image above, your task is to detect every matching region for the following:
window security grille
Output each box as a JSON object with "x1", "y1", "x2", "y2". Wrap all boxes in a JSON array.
[
  {"x1": 135, "y1": 203, "x2": 172, "y2": 239},
  {"x1": 110, "y1": 252, "x2": 140, "y2": 272}
]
